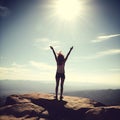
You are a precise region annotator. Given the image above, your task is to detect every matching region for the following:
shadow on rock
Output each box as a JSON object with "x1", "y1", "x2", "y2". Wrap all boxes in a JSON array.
[
  {"x1": 31, "y1": 98, "x2": 67, "y2": 120},
  {"x1": 31, "y1": 98, "x2": 85, "y2": 120}
]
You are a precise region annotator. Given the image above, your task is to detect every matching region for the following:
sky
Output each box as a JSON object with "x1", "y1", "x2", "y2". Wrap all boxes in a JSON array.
[{"x1": 0, "y1": 0, "x2": 120, "y2": 89}]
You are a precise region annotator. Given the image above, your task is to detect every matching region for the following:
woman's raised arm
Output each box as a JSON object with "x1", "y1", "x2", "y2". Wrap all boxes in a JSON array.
[
  {"x1": 50, "y1": 46, "x2": 57, "y2": 62},
  {"x1": 65, "y1": 46, "x2": 73, "y2": 62}
]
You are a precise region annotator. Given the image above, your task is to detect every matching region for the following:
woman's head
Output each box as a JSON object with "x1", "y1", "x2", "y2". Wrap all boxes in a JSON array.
[{"x1": 57, "y1": 52, "x2": 64, "y2": 65}]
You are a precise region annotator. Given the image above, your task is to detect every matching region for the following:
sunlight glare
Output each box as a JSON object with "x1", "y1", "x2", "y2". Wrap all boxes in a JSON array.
[{"x1": 54, "y1": 0, "x2": 81, "y2": 21}]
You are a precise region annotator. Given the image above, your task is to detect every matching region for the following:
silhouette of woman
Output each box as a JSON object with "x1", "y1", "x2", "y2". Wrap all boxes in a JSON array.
[{"x1": 50, "y1": 46, "x2": 73, "y2": 100}]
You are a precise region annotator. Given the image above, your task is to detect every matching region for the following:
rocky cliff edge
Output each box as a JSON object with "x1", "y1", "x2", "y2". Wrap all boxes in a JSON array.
[{"x1": 0, "y1": 93, "x2": 120, "y2": 120}]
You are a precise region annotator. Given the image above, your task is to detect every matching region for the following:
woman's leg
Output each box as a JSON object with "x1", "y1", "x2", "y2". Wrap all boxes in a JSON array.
[
  {"x1": 60, "y1": 78, "x2": 65, "y2": 99},
  {"x1": 55, "y1": 78, "x2": 60, "y2": 99}
]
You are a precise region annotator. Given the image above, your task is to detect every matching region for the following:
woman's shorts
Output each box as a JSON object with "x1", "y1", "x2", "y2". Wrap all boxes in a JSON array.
[{"x1": 56, "y1": 72, "x2": 65, "y2": 79}]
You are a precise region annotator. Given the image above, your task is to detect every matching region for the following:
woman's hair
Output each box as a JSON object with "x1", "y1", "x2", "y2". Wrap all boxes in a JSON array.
[{"x1": 57, "y1": 52, "x2": 64, "y2": 65}]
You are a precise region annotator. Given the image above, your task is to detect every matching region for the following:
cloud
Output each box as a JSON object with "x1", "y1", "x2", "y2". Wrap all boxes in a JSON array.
[
  {"x1": 98, "y1": 49, "x2": 120, "y2": 56},
  {"x1": 92, "y1": 34, "x2": 120, "y2": 43},
  {"x1": 81, "y1": 49, "x2": 120, "y2": 59},
  {"x1": 29, "y1": 61, "x2": 55, "y2": 71},
  {"x1": 65, "y1": 71, "x2": 120, "y2": 88},
  {"x1": 35, "y1": 38, "x2": 49, "y2": 43},
  {"x1": 0, "y1": 62, "x2": 120, "y2": 88},
  {"x1": 0, "y1": 5, "x2": 10, "y2": 17},
  {"x1": 109, "y1": 68, "x2": 120, "y2": 72},
  {"x1": 11, "y1": 62, "x2": 26, "y2": 68},
  {"x1": 0, "y1": 61, "x2": 55, "y2": 80},
  {"x1": 34, "y1": 37, "x2": 60, "y2": 50},
  {"x1": 0, "y1": 62, "x2": 28, "y2": 73},
  {"x1": 0, "y1": 63, "x2": 30, "y2": 80},
  {"x1": 0, "y1": 56, "x2": 5, "y2": 60}
]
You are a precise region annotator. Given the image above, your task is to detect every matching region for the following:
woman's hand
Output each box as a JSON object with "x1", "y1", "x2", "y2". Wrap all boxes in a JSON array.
[
  {"x1": 70, "y1": 46, "x2": 73, "y2": 50},
  {"x1": 50, "y1": 46, "x2": 53, "y2": 50}
]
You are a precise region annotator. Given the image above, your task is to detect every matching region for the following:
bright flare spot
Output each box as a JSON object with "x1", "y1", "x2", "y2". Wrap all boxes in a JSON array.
[{"x1": 54, "y1": 0, "x2": 81, "y2": 21}]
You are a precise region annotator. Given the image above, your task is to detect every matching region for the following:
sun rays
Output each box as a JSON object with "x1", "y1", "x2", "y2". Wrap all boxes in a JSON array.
[{"x1": 53, "y1": 0, "x2": 85, "y2": 21}]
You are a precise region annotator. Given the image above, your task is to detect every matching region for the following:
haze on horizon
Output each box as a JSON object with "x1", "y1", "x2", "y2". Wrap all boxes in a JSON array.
[{"x1": 0, "y1": 0, "x2": 120, "y2": 89}]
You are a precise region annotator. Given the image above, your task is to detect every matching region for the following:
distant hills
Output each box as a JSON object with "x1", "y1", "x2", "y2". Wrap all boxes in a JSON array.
[
  {"x1": 65, "y1": 89, "x2": 120, "y2": 106},
  {"x1": 0, "y1": 80, "x2": 120, "y2": 106}
]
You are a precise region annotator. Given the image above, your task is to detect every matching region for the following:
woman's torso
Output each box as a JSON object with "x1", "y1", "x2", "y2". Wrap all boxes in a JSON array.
[{"x1": 56, "y1": 62, "x2": 65, "y2": 73}]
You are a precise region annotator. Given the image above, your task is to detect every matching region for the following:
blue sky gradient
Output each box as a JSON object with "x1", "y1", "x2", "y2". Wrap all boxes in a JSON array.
[{"x1": 0, "y1": 0, "x2": 120, "y2": 89}]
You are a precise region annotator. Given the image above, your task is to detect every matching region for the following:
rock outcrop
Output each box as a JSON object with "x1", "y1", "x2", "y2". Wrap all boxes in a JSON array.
[{"x1": 0, "y1": 93, "x2": 120, "y2": 120}]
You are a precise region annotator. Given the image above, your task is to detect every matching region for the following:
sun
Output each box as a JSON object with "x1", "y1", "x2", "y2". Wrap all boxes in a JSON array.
[{"x1": 54, "y1": 0, "x2": 81, "y2": 21}]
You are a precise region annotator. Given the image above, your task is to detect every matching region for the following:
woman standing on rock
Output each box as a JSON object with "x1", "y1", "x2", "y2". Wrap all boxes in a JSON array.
[{"x1": 50, "y1": 46, "x2": 73, "y2": 100}]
